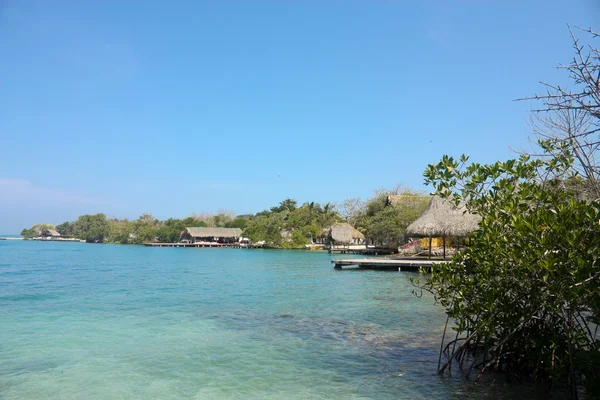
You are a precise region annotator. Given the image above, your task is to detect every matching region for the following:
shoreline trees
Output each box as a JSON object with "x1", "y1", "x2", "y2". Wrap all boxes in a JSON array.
[{"x1": 21, "y1": 186, "x2": 428, "y2": 248}]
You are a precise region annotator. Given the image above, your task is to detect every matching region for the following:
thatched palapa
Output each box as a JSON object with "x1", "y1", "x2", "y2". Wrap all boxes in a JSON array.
[
  {"x1": 180, "y1": 227, "x2": 242, "y2": 244},
  {"x1": 406, "y1": 196, "x2": 480, "y2": 238},
  {"x1": 40, "y1": 229, "x2": 61, "y2": 238},
  {"x1": 329, "y1": 223, "x2": 365, "y2": 245}
]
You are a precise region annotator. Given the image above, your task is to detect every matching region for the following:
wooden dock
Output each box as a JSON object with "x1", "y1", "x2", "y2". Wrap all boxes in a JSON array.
[
  {"x1": 332, "y1": 258, "x2": 446, "y2": 271},
  {"x1": 329, "y1": 247, "x2": 396, "y2": 255},
  {"x1": 144, "y1": 242, "x2": 224, "y2": 248},
  {"x1": 143, "y1": 242, "x2": 251, "y2": 248}
]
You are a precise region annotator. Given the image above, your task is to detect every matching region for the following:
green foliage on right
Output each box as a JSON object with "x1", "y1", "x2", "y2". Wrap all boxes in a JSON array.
[{"x1": 417, "y1": 145, "x2": 600, "y2": 395}]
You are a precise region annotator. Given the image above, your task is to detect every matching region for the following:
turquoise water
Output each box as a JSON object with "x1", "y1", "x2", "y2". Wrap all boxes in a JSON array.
[{"x1": 1, "y1": 241, "x2": 554, "y2": 399}]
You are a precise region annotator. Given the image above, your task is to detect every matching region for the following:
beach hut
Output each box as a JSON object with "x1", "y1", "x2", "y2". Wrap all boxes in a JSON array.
[
  {"x1": 329, "y1": 223, "x2": 365, "y2": 245},
  {"x1": 180, "y1": 227, "x2": 242, "y2": 244},
  {"x1": 40, "y1": 229, "x2": 61, "y2": 240},
  {"x1": 405, "y1": 196, "x2": 480, "y2": 258},
  {"x1": 313, "y1": 223, "x2": 364, "y2": 246}
]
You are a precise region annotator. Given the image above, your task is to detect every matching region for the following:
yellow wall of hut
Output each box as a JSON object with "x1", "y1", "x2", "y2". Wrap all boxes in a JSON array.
[{"x1": 421, "y1": 237, "x2": 446, "y2": 248}]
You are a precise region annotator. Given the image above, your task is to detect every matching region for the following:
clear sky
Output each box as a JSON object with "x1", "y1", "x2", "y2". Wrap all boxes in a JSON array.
[{"x1": 0, "y1": 1, "x2": 598, "y2": 233}]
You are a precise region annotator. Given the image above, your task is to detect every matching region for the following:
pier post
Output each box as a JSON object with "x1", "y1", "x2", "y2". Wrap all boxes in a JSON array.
[
  {"x1": 443, "y1": 236, "x2": 446, "y2": 259},
  {"x1": 428, "y1": 236, "x2": 432, "y2": 259}
]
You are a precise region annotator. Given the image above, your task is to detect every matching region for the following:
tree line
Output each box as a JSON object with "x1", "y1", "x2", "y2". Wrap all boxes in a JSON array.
[{"x1": 21, "y1": 188, "x2": 429, "y2": 248}]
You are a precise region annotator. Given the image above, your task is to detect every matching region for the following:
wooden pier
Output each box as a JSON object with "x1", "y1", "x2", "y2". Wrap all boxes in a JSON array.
[
  {"x1": 332, "y1": 258, "x2": 445, "y2": 271},
  {"x1": 143, "y1": 242, "x2": 252, "y2": 249},
  {"x1": 329, "y1": 247, "x2": 396, "y2": 255}
]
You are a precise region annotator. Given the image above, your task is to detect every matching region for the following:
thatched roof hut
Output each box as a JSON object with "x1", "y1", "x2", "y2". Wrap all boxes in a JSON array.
[
  {"x1": 180, "y1": 227, "x2": 242, "y2": 243},
  {"x1": 329, "y1": 223, "x2": 365, "y2": 244},
  {"x1": 40, "y1": 229, "x2": 60, "y2": 238},
  {"x1": 406, "y1": 196, "x2": 480, "y2": 238}
]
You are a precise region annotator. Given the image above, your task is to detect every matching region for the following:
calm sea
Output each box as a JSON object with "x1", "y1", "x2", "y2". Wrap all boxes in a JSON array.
[{"x1": 0, "y1": 241, "x2": 556, "y2": 399}]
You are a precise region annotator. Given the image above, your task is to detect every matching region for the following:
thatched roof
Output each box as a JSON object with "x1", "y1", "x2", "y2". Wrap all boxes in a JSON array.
[
  {"x1": 41, "y1": 229, "x2": 60, "y2": 237},
  {"x1": 406, "y1": 196, "x2": 481, "y2": 237},
  {"x1": 182, "y1": 227, "x2": 242, "y2": 238},
  {"x1": 329, "y1": 223, "x2": 364, "y2": 244}
]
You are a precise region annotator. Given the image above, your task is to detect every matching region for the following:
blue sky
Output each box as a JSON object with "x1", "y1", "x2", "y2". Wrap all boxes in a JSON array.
[{"x1": 0, "y1": 1, "x2": 598, "y2": 233}]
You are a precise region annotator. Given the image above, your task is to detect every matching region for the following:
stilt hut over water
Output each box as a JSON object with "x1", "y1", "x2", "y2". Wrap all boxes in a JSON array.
[
  {"x1": 180, "y1": 227, "x2": 242, "y2": 244},
  {"x1": 405, "y1": 196, "x2": 480, "y2": 258}
]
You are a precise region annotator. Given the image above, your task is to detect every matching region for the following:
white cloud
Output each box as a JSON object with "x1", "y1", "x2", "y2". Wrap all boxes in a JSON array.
[{"x1": 0, "y1": 178, "x2": 104, "y2": 206}]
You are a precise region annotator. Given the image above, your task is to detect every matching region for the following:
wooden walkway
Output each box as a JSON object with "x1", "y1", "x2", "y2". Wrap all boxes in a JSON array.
[
  {"x1": 332, "y1": 258, "x2": 446, "y2": 271},
  {"x1": 329, "y1": 247, "x2": 396, "y2": 255},
  {"x1": 144, "y1": 243, "x2": 251, "y2": 248}
]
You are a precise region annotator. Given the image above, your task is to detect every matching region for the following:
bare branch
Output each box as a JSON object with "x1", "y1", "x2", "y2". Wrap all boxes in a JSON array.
[{"x1": 517, "y1": 26, "x2": 600, "y2": 199}]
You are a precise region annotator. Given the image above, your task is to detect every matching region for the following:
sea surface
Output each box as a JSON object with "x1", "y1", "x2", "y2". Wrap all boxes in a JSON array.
[{"x1": 1, "y1": 241, "x2": 558, "y2": 399}]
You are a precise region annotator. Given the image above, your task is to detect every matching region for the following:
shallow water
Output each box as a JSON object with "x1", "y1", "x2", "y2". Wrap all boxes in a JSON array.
[{"x1": 0, "y1": 241, "x2": 559, "y2": 399}]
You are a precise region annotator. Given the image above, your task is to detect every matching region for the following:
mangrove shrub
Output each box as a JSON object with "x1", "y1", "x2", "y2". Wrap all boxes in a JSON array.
[{"x1": 417, "y1": 148, "x2": 600, "y2": 397}]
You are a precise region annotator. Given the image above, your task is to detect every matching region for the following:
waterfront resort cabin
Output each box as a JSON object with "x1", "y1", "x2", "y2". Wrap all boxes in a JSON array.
[
  {"x1": 330, "y1": 223, "x2": 365, "y2": 245},
  {"x1": 180, "y1": 227, "x2": 243, "y2": 244},
  {"x1": 406, "y1": 196, "x2": 481, "y2": 258},
  {"x1": 315, "y1": 223, "x2": 365, "y2": 247},
  {"x1": 40, "y1": 229, "x2": 61, "y2": 240}
]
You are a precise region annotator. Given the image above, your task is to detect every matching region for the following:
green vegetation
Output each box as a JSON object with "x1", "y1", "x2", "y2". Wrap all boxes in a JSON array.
[
  {"x1": 22, "y1": 199, "x2": 342, "y2": 246},
  {"x1": 419, "y1": 150, "x2": 600, "y2": 392},
  {"x1": 22, "y1": 190, "x2": 428, "y2": 248},
  {"x1": 54, "y1": 214, "x2": 110, "y2": 242},
  {"x1": 20, "y1": 224, "x2": 55, "y2": 238},
  {"x1": 57, "y1": 214, "x2": 207, "y2": 244},
  {"x1": 415, "y1": 28, "x2": 600, "y2": 397},
  {"x1": 243, "y1": 199, "x2": 340, "y2": 248}
]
